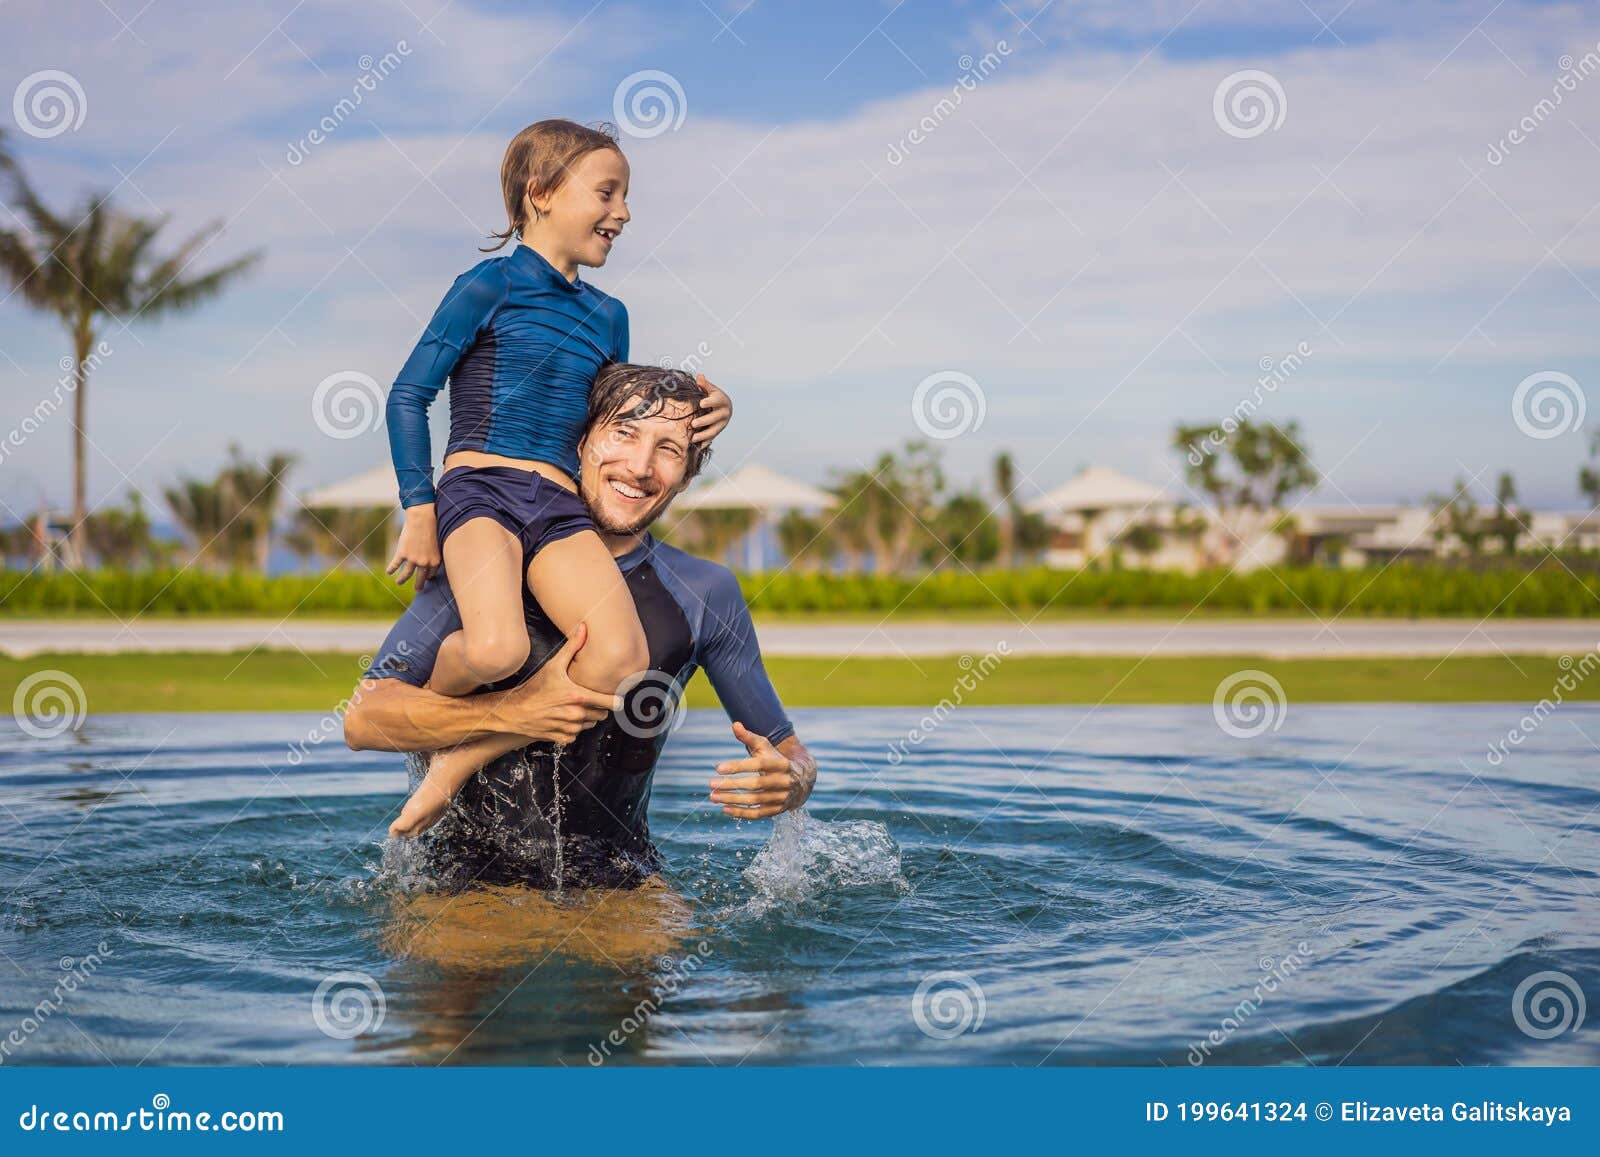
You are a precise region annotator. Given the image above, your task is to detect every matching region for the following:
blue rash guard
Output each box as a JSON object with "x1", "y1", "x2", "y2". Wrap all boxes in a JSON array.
[
  {"x1": 367, "y1": 533, "x2": 794, "y2": 888},
  {"x1": 386, "y1": 242, "x2": 629, "y2": 508}
]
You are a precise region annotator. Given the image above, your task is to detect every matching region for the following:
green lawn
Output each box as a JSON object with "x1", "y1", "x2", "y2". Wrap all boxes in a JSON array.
[{"x1": 0, "y1": 651, "x2": 1587, "y2": 713}]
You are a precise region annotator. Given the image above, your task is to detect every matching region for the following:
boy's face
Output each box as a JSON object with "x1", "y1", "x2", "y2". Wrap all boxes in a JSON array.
[{"x1": 577, "y1": 397, "x2": 695, "y2": 534}]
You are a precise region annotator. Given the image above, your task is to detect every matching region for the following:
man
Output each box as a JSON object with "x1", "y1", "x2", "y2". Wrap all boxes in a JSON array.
[{"x1": 343, "y1": 363, "x2": 817, "y2": 890}]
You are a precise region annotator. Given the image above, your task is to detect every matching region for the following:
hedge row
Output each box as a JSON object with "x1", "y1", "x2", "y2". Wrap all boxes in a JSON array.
[
  {"x1": 1, "y1": 563, "x2": 1597, "y2": 617},
  {"x1": 735, "y1": 564, "x2": 1600, "y2": 617}
]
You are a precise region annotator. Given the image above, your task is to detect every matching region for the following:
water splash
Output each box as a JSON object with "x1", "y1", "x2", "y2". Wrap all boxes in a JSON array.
[
  {"x1": 547, "y1": 743, "x2": 567, "y2": 894},
  {"x1": 740, "y1": 809, "x2": 907, "y2": 914}
]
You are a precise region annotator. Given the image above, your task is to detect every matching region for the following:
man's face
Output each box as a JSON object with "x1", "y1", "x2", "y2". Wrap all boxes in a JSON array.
[{"x1": 577, "y1": 397, "x2": 695, "y2": 534}]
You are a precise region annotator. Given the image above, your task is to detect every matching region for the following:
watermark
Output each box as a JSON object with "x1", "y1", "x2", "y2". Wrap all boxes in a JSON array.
[
  {"x1": 17, "y1": 1095, "x2": 283, "y2": 1133},
  {"x1": 587, "y1": 940, "x2": 714, "y2": 1064},
  {"x1": 1486, "y1": 646, "x2": 1600, "y2": 766},
  {"x1": 0, "y1": 942, "x2": 114, "y2": 1065},
  {"x1": 912, "y1": 970, "x2": 986, "y2": 1039},
  {"x1": 1511, "y1": 370, "x2": 1584, "y2": 439},
  {"x1": 13, "y1": 669, "x2": 88, "y2": 740},
  {"x1": 887, "y1": 643, "x2": 1010, "y2": 765},
  {"x1": 284, "y1": 649, "x2": 408, "y2": 766},
  {"x1": 285, "y1": 43, "x2": 412, "y2": 165},
  {"x1": 613, "y1": 70, "x2": 687, "y2": 139},
  {"x1": 1488, "y1": 43, "x2": 1600, "y2": 165},
  {"x1": 13, "y1": 70, "x2": 87, "y2": 138},
  {"x1": 1212, "y1": 669, "x2": 1287, "y2": 738},
  {"x1": 614, "y1": 669, "x2": 688, "y2": 739},
  {"x1": 0, "y1": 342, "x2": 113, "y2": 469},
  {"x1": 1185, "y1": 341, "x2": 1313, "y2": 465},
  {"x1": 1213, "y1": 69, "x2": 1287, "y2": 139},
  {"x1": 1187, "y1": 940, "x2": 1314, "y2": 1064},
  {"x1": 886, "y1": 42, "x2": 1012, "y2": 165},
  {"x1": 659, "y1": 339, "x2": 713, "y2": 378},
  {"x1": 312, "y1": 370, "x2": 385, "y2": 439},
  {"x1": 311, "y1": 970, "x2": 386, "y2": 1039},
  {"x1": 1511, "y1": 970, "x2": 1586, "y2": 1039},
  {"x1": 912, "y1": 370, "x2": 986, "y2": 440}
]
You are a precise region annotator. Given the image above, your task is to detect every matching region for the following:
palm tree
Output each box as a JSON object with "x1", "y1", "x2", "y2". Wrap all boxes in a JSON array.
[
  {"x1": 0, "y1": 156, "x2": 261, "y2": 566},
  {"x1": 163, "y1": 446, "x2": 293, "y2": 573}
]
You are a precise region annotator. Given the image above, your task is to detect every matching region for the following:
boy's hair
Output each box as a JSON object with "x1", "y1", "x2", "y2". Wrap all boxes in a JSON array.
[
  {"x1": 585, "y1": 363, "x2": 712, "y2": 482},
  {"x1": 484, "y1": 119, "x2": 622, "y2": 252}
]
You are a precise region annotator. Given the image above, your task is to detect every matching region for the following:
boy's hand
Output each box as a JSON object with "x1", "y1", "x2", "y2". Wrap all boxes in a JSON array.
[
  {"x1": 387, "y1": 503, "x2": 441, "y2": 589},
  {"x1": 691, "y1": 376, "x2": 732, "y2": 444}
]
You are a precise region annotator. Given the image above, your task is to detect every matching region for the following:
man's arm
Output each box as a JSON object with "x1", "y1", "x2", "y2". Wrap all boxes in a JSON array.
[
  {"x1": 345, "y1": 624, "x2": 617, "y2": 752},
  {"x1": 693, "y1": 568, "x2": 814, "y2": 817}
]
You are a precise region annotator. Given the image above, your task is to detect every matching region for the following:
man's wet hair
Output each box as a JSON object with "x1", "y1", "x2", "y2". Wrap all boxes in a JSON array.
[{"x1": 585, "y1": 362, "x2": 712, "y2": 482}]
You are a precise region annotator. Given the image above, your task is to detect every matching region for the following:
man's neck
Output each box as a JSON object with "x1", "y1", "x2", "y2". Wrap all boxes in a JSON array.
[{"x1": 601, "y1": 529, "x2": 646, "y2": 558}]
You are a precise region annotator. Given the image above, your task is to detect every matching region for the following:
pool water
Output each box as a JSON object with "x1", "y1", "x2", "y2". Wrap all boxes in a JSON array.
[{"x1": 1, "y1": 706, "x2": 1596, "y2": 1066}]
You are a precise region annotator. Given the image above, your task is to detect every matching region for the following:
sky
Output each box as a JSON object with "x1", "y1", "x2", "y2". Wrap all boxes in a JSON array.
[{"x1": 2, "y1": 0, "x2": 1600, "y2": 524}]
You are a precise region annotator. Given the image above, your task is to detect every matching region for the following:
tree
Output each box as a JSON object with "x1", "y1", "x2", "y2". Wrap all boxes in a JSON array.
[
  {"x1": 990, "y1": 450, "x2": 1052, "y2": 568},
  {"x1": 0, "y1": 157, "x2": 261, "y2": 566},
  {"x1": 285, "y1": 506, "x2": 394, "y2": 571},
  {"x1": 775, "y1": 509, "x2": 829, "y2": 571},
  {"x1": 1428, "y1": 479, "x2": 1487, "y2": 556},
  {"x1": 930, "y1": 492, "x2": 999, "y2": 568},
  {"x1": 1172, "y1": 419, "x2": 1316, "y2": 565},
  {"x1": 82, "y1": 492, "x2": 173, "y2": 569},
  {"x1": 829, "y1": 442, "x2": 943, "y2": 573},
  {"x1": 1484, "y1": 472, "x2": 1525, "y2": 556},
  {"x1": 1172, "y1": 419, "x2": 1317, "y2": 511},
  {"x1": 163, "y1": 446, "x2": 294, "y2": 572},
  {"x1": 1580, "y1": 432, "x2": 1600, "y2": 510},
  {"x1": 664, "y1": 508, "x2": 757, "y2": 568}
]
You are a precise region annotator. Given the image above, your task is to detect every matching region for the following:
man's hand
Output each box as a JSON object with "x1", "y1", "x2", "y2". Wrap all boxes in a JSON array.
[
  {"x1": 496, "y1": 623, "x2": 621, "y2": 744},
  {"x1": 709, "y1": 722, "x2": 815, "y2": 819}
]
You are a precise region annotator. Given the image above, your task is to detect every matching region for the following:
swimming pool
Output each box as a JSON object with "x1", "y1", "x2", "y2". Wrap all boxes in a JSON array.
[{"x1": 1, "y1": 705, "x2": 1595, "y2": 1066}]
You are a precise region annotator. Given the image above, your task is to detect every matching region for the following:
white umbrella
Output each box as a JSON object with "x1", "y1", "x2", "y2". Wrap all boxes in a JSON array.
[
  {"x1": 300, "y1": 466, "x2": 397, "y2": 509},
  {"x1": 674, "y1": 463, "x2": 834, "y2": 569}
]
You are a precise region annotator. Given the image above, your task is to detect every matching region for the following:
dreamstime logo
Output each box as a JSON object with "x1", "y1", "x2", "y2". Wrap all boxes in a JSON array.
[
  {"x1": 1486, "y1": 645, "x2": 1600, "y2": 766},
  {"x1": 1487, "y1": 42, "x2": 1600, "y2": 165},
  {"x1": 311, "y1": 971, "x2": 386, "y2": 1039},
  {"x1": 13, "y1": 670, "x2": 87, "y2": 739},
  {"x1": 1511, "y1": 970, "x2": 1586, "y2": 1040},
  {"x1": 587, "y1": 940, "x2": 714, "y2": 1065},
  {"x1": 13, "y1": 70, "x2": 87, "y2": 138},
  {"x1": 888, "y1": 644, "x2": 1010, "y2": 765},
  {"x1": 614, "y1": 669, "x2": 687, "y2": 739},
  {"x1": 312, "y1": 371, "x2": 385, "y2": 439},
  {"x1": 1188, "y1": 940, "x2": 1314, "y2": 1065},
  {"x1": 912, "y1": 370, "x2": 985, "y2": 439},
  {"x1": 613, "y1": 70, "x2": 687, "y2": 139},
  {"x1": 912, "y1": 971, "x2": 985, "y2": 1039},
  {"x1": 886, "y1": 41, "x2": 1012, "y2": 165},
  {"x1": 1511, "y1": 370, "x2": 1584, "y2": 439},
  {"x1": 1213, "y1": 69, "x2": 1286, "y2": 139},
  {"x1": 1212, "y1": 669, "x2": 1286, "y2": 738},
  {"x1": 0, "y1": 941, "x2": 114, "y2": 1066},
  {"x1": 1185, "y1": 341, "x2": 1313, "y2": 465},
  {"x1": 0, "y1": 342, "x2": 112, "y2": 469},
  {"x1": 286, "y1": 41, "x2": 412, "y2": 165}
]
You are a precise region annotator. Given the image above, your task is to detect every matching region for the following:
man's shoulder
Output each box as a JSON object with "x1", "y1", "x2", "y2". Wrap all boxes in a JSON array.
[{"x1": 641, "y1": 538, "x2": 744, "y2": 606}]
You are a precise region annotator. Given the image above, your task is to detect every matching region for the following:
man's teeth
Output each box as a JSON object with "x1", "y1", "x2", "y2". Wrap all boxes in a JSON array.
[
  {"x1": 595, "y1": 227, "x2": 617, "y2": 239},
  {"x1": 610, "y1": 480, "x2": 647, "y2": 499}
]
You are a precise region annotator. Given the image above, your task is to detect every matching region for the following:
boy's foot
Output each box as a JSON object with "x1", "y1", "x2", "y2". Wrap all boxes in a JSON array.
[{"x1": 389, "y1": 777, "x2": 455, "y2": 839}]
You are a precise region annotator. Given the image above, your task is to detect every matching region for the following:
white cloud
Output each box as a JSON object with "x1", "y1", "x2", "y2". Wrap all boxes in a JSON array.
[{"x1": 3, "y1": 0, "x2": 1599, "y2": 515}]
